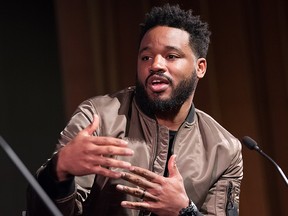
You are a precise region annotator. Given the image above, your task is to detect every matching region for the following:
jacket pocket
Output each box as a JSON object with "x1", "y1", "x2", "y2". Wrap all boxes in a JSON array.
[{"x1": 226, "y1": 181, "x2": 239, "y2": 216}]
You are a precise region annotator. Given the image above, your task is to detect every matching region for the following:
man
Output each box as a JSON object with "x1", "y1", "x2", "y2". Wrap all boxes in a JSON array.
[{"x1": 27, "y1": 4, "x2": 243, "y2": 216}]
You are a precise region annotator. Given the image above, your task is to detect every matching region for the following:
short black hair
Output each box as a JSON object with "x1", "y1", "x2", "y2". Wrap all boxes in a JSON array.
[{"x1": 140, "y1": 4, "x2": 211, "y2": 58}]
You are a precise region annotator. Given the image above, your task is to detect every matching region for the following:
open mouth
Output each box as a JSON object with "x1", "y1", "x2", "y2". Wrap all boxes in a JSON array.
[{"x1": 147, "y1": 75, "x2": 170, "y2": 93}]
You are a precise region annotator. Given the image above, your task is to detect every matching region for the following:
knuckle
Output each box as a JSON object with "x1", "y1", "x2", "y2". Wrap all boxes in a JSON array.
[
  {"x1": 82, "y1": 147, "x2": 91, "y2": 155},
  {"x1": 135, "y1": 178, "x2": 143, "y2": 185},
  {"x1": 86, "y1": 161, "x2": 96, "y2": 171},
  {"x1": 106, "y1": 146, "x2": 114, "y2": 154},
  {"x1": 134, "y1": 189, "x2": 142, "y2": 196},
  {"x1": 101, "y1": 157, "x2": 111, "y2": 166},
  {"x1": 121, "y1": 186, "x2": 129, "y2": 192},
  {"x1": 152, "y1": 185, "x2": 162, "y2": 195},
  {"x1": 122, "y1": 172, "x2": 132, "y2": 180},
  {"x1": 101, "y1": 137, "x2": 110, "y2": 144}
]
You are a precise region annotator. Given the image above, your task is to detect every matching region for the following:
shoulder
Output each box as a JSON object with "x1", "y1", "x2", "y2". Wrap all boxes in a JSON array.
[
  {"x1": 77, "y1": 87, "x2": 135, "y2": 114},
  {"x1": 59, "y1": 87, "x2": 136, "y2": 144},
  {"x1": 194, "y1": 109, "x2": 243, "y2": 179},
  {"x1": 195, "y1": 108, "x2": 242, "y2": 152}
]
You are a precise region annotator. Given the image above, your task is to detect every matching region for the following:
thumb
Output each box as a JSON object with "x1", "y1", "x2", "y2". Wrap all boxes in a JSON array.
[
  {"x1": 82, "y1": 114, "x2": 99, "y2": 136},
  {"x1": 167, "y1": 154, "x2": 181, "y2": 178}
]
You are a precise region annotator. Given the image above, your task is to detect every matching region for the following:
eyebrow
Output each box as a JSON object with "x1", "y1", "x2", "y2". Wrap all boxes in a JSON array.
[{"x1": 138, "y1": 45, "x2": 185, "y2": 55}]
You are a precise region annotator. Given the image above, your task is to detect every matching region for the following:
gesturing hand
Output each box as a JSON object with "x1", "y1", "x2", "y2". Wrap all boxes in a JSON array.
[
  {"x1": 116, "y1": 155, "x2": 189, "y2": 216},
  {"x1": 56, "y1": 114, "x2": 134, "y2": 181}
]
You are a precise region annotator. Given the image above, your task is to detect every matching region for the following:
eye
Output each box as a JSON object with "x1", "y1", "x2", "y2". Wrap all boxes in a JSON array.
[
  {"x1": 141, "y1": 56, "x2": 151, "y2": 61},
  {"x1": 167, "y1": 54, "x2": 179, "y2": 60}
]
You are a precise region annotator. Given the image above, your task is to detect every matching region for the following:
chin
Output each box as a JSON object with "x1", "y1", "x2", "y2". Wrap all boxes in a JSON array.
[{"x1": 149, "y1": 92, "x2": 170, "y2": 101}]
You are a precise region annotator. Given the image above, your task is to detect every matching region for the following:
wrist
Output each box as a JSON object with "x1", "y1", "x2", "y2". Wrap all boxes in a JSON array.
[
  {"x1": 54, "y1": 150, "x2": 73, "y2": 181},
  {"x1": 37, "y1": 152, "x2": 76, "y2": 199},
  {"x1": 179, "y1": 200, "x2": 198, "y2": 216}
]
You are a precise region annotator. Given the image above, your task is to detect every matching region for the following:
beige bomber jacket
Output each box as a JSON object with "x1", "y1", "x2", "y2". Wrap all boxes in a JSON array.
[{"x1": 27, "y1": 87, "x2": 243, "y2": 216}]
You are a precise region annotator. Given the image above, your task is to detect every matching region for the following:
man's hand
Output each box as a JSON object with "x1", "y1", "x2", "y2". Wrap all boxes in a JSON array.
[
  {"x1": 116, "y1": 155, "x2": 189, "y2": 216},
  {"x1": 56, "y1": 114, "x2": 134, "y2": 181}
]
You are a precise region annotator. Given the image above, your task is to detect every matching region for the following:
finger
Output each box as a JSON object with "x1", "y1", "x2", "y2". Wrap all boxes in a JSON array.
[
  {"x1": 92, "y1": 145, "x2": 134, "y2": 156},
  {"x1": 91, "y1": 165, "x2": 123, "y2": 179},
  {"x1": 116, "y1": 185, "x2": 159, "y2": 201},
  {"x1": 120, "y1": 200, "x2": 151, "y2": 210},
  {"x1": 82, "y1": 114, "x2": 100, "y2": 136},
  {"x1": 129, "y1": 166, "x2": 162, "y2": 183},
  {"x1": 116, "y1": 184, "x2": 144, "y2": 198},
  {"x1": 121, "y1": 172, "x2": 155, "y2": 189},
  {"x1": 92, "y1": 156, "x2": 132, "y2": 170},
  {"x1": 79, "y1": 115, "x2": 130, "y2": 148},
  {"x1": 167, "y1": 154, "x2": 181, "y2": 178},
  {"x1": 91, "y1": 136, "x2": 130, "y2": 148}
]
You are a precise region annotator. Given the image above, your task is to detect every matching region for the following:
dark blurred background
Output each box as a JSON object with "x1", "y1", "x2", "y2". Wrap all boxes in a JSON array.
[{"x1": 0, "y1": 0, "x2": 287, "y2": 215}]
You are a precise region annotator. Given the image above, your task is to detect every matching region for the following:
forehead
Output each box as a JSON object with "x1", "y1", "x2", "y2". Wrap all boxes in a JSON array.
[{"x1": 139, "y1": 26, "x2": 191, "y2": 52}]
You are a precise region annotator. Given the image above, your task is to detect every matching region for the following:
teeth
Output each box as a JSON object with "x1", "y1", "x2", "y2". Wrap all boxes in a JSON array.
[
  {"x1": 152, "y1": 80, "x2": 161, "y2": 84},
  {"x1": 149, "y1": 75, "x2": 169, "y2": 85}
]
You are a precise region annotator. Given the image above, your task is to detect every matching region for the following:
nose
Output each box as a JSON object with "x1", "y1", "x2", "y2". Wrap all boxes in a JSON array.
[{"x1": 150, "y1": 55, "x2": 166, "y2": 73}]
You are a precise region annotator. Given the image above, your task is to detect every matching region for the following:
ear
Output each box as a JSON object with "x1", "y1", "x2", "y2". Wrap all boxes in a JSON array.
[{"x1": 196, "y1": 58, "x2": 207, "y2": 79}]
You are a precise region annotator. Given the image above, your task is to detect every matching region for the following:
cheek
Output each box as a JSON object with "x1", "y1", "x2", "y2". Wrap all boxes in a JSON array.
[
  {"x1": 172, "y1": 66, "x2": 192, "y2": 79},
  {"x1": 137, "y1": 63, "x2": 149, "y2": 83},
  {"x1": 171, "y1": 60, "x2": 194, "y2": 73},
  {"x1": 176, "y1": 64, "x2": 195, "y2": 79}
]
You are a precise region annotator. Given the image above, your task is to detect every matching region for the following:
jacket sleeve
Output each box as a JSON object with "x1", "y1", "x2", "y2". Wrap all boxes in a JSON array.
[
  {"x1": 199, "y1": 140, "x2": 243, "y2": 216},
  {"x1": 26, "y1": 152, "x2": 83, "y2": 216},
  {"x1": 26, "y1": 101, "x2": 97, "y2": 216}
]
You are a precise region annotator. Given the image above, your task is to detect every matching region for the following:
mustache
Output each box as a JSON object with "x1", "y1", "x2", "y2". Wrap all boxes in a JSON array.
[{"x1": 145, "y1": 71, "x2": 173, "y2": 86}]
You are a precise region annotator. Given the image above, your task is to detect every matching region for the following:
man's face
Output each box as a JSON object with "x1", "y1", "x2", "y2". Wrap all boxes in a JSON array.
[{"x1": 136, "y1": 26, "x2": 200, "y2": 113}]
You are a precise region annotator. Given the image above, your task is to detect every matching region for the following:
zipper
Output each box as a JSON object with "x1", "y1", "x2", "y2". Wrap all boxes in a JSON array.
[
  {"x1": 139, "y1": 124, "x2": 159, "y2": 216},
  {"x1": 226, "y1": 181, "x2": 238, "y2": 216},
  {"x1": 163, "y1": 122, "x2": 186, "y2": 176},
  {"x1": 150, "y1": 123, "x2": 159, "y2": 173}
]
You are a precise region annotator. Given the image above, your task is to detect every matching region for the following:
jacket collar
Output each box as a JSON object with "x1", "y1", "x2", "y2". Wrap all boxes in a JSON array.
[{"x1": 186, "y1": 103, "x2": 195, "y2": 124}]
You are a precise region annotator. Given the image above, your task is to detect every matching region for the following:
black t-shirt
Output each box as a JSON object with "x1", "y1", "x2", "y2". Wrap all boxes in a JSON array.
[{"x1": 164, "y1": 130, "x2": 177, "y2": 177}]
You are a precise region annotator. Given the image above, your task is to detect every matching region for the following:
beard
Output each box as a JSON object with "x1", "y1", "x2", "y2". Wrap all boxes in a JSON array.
[{"x1": 135, "y1": 71, "x2": 198, "y2": 116}]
